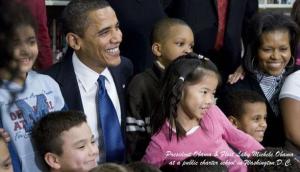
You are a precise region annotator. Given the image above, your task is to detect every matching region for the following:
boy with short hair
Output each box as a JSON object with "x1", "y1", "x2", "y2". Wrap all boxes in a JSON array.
[
  {"x1": 218, "y1": 90, "x2": 267, "y2": 142},
  {"x1": 126, "y1": 17, "x2": 194, "y2": 161},
  {"x1": 31, "y1": 111, "x2": 99, "y2": 172}
]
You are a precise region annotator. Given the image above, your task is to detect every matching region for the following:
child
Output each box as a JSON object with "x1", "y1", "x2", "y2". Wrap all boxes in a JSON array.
[
  {"x1": 247, "y1": 147, "x2": 300, "y2": 172},
  {"x1": 0, "y1": 136, "x2": 13, "y2": 172},
  {"x1": 142, "y1": 54, "x2": 263, "y2": 172},
  {"x1": 177, "y1": 156, "x2": 228, "y2": 172},
  {"x1": 126, "y1": 17, "x2": 194, "y2": 160},
  {"x1": 218, "y1": 90, "x2": 267, "y2": 142},
  {"x1": 126, "y1": 161, "x2": 162, "y2": 172},
  {"x1": 31, "y1": 111, "x2": 99, "y2": 172},
  {"x1": 89, "y1": 163, "x2": 128, "y2": 172},
  {"x1": 0, "y1": 1, "x2": 65, "y2": 171}
]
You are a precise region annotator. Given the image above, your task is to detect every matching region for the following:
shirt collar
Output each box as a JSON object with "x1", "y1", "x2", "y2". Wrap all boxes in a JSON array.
[
  {"x1": 256, "y1": 70, "x2": 285, "y2": 86},
  {"x1": 73, "y1": 53, "x2": 111, "y2": 92}
]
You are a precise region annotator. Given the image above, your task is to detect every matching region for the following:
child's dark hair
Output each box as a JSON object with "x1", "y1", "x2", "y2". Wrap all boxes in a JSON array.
[
  {"x1": 150, "y1": 53, "x2": 221, "y2": 140},
  {"x1": 177, "y1": 156, "x2": 228, "y2": 172},
  {"x1": 243, "y1": 12, "x2": 299, "y2": 75},
  {"x1": 218, "y1": 90, "x2": 265, "y2": 118},
  {"x1": 62, "y1": 0, "x2": 110, "y2": 36},
  {"x1": 151, "y1": 17, "x2": 191, "y2": 44},
  {"x1": 247, "y1": 147, "x2": 300, "y2": 172},
  {"x1": 89, "y1": 163, "x2": 129, "y2": 172},
  {"x1": 31, "y1": 110, "x2": 87, "y2": 169},
  {"x1": 0, "y1": 0, "x2": 37, "y2": 69},
  {"x1": 126, "y1": 161, "x2": 161, "y2": 172}
]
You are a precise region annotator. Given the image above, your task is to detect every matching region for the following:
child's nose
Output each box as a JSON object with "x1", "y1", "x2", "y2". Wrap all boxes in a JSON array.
[
  {"x1": 260, "y1": 120, "x2": 267, "y2": 128},
  {"x1": 184, "y1": 47, "x2": 193, "y2": 54},
  {"x1": 20, "y1": 44, "x2": 30, "y2": 56},
  {"x1": 205, "y1": 94, "x2": 215, "y2": 105},
  {"x1": 89, "y1": 144, "x2": 100, "y2": 156}
]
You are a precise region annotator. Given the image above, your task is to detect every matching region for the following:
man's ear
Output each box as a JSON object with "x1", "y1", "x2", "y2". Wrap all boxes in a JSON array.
[
  {"x1": 44, "y1": 152, "x2": 61, "y2": 170},
  {"x1": 66, "y1": 33, "x2": 81, "y2": 50},
  {"x1": 152, "y1": 42, "x2": 162, "y2": 57},
  {"x1": 228, "y1": 116, "x2": 240, "y2": 128}
]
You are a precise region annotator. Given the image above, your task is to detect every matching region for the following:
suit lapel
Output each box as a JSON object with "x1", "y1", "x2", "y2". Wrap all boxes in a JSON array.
[
  {"x1": 56, "y1": 54, "x2": 84, "y2": 111},
  {"x1": 108, "y1": 66, "x2": 126, "y2": 132}
]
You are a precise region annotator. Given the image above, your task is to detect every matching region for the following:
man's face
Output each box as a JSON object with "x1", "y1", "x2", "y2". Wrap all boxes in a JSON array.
[
  {"x1": 76, "y1": 7, "x2": 122, "y2": 73},
  {"x1": 56, "y1": 123, "x2": 99, "y2": 172}
]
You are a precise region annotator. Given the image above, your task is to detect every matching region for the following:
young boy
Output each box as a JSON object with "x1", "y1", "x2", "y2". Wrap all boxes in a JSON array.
[
  {"x1": 31, "y1": 110, "x2": 99, "y2": 172},
  {"x1": 218, "y1": 90, "x2": 267, "y2": 142},
  {"x1": 0, "y1": 136, "x2": 13, "y2": 172},
  {"x1": 126, "y1": 17, "x2": 194, "y2": 161}
]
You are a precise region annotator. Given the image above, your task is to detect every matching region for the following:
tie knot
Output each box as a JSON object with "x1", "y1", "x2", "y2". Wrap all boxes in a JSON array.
[{"x1": 97, "y1": 75, "x2": 106, "y2": 89}]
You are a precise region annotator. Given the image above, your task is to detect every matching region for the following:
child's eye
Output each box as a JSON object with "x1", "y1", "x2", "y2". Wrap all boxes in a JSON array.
[
  {"x1": 200, "y1": 90, "x2": 208, "y2": 94},
  {"x1": 176, "y1": 42, "x2": 184, "y2": 47},
  {"x1": 253, "y1": 116, "x2": 260, "y2": 121},
  {"x1": 77, "y1": 145, "x2": 85, "y2": 149},
  {"x1": 4, "y1": 162, "x2": 12, "y2": 169},
  {"x1": 29, "y1": 39, "x2": 37, "y2": 46},
  {"x1": 91, "y1": 139, "x2": 96, "y2": 144},
  {"x1": 190, "y1": 44, "x2": 194, "y2": 49},
  {"x1": 115, "y1": 24, "x2": 120, "y2": 31}
]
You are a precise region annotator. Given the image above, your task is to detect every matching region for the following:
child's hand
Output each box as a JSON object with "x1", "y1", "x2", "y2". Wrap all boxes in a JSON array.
[
  {"x1": 227, "y1": 65, "x2": 245, "y2": 84},
  {"x1": 0, "y1": 128, "x2": 10, "y2": 142}
]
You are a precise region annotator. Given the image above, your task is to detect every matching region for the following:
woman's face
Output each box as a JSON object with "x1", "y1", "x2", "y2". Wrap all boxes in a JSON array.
[{"x1": 257, "y1": 30, "x2": 291, "y2": 76}]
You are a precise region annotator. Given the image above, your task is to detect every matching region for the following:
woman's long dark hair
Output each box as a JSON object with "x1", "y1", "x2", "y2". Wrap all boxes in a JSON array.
[{"x1": 150, "y1": 53, "x2": 221, "y2": 140}]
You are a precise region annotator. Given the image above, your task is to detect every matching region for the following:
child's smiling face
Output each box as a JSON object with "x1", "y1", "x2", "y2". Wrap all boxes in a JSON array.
[
  {"x1": 178, "y1": 72, "x2": 218, "y2": 122},
  {"x1": 12, "y1": 25, "x2": 38, "y2": 78},
  {"x1": 55, "y1": 122, "x2": 99, "y2": 172},
  {"x1": 237, "y1": 102, "x2": 267, "y2": 142}
]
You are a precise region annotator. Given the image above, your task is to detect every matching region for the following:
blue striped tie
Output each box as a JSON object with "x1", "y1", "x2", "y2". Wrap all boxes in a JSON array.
[{"x1": 97, "y1": 75, "x2": 125, "y2": 162}]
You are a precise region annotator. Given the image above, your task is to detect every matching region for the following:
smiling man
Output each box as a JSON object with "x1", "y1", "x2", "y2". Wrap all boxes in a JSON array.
[{"x1": 45, "y1": 0, "x2": 133, "y2": 163}]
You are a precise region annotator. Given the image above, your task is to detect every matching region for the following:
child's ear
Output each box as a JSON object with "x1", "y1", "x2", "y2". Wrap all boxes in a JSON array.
[
  {"x1": 228, "y1": 116, "x2": 240, "y2": 128},
  {"x1": 152, "y1": 42, "x2": 162, "y2": 57},
  {"x1": 44, "y1": 152, "x2": 61, "y2": 170},
  {"x1": 66, "y1": 33, "x2": 81, "y2": 50}
]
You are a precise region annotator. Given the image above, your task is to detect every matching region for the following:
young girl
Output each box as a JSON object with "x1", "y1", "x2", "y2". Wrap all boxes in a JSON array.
[
  {"x1": 142, "y1": 54, "x2": 263, "y2": 172},
  {"x1": 0, "y1": 1, "x2": 65, "y2": 171}
]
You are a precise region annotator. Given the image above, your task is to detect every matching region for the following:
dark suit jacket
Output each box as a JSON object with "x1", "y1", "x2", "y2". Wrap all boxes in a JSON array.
[
  {"x1": 44, "y1": 51, "x2": 133, "y2": 138},
  {"x1": 166, "y1": 0, "x2": 258, "y2": 77}
]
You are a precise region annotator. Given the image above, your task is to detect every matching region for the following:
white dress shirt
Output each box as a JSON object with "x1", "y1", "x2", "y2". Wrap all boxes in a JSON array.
[{"x1": 72, "y1": 53, "x2": 121, "y2": 146}]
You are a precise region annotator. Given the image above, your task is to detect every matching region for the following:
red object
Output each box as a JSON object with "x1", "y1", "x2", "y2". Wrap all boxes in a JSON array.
[{"x1": 214, "y1": 0, "x2": 228, "y2": 50}]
